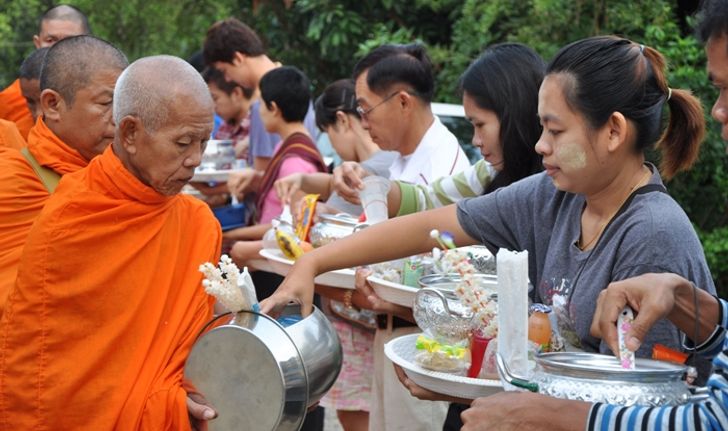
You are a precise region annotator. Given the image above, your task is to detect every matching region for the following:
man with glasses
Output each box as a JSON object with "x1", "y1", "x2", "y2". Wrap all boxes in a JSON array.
[
  {"x1": 353, "y1": 44, "x2": 470, "y2": 185},
  {"x1": 351, "y1": 43, "x2": 470, "y2": 431}
]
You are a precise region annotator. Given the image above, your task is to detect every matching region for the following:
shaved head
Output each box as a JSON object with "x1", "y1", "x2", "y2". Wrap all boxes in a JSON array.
[
  {"x1": 39, "y1": 5, "x2": 90, "y2": 34},
  {"x1": 113, "y1": 55, "x2": 214, "y2": 132},
  {"x1": 40, "y1": 35, "x2": 127, "y2": 106},
  {"x1": 19, "y1": 47, "x2": 49, "y2": 80}
]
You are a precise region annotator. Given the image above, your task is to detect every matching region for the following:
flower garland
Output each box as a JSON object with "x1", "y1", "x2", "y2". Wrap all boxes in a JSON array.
[{"x1": 430, "y1": 230, "x2": 498, "y2": 339}]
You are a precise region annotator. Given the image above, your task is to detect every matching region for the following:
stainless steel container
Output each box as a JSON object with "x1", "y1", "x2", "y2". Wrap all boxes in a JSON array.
[
  {"x1": 418, "y1": 273, "x2": 498, "y2": 293},
  {"x1": 308, "y1": 213, "x2": 365, "y2": 247},
  {"x1": 497, "y1": 351, "x2": 694, "y2": 406},
  {"x1": 199, "y1": 139, "x2": 236, "y2": 171},
  {"x1": 184, "y1": 304, "x2": 342, "y2": 430}
]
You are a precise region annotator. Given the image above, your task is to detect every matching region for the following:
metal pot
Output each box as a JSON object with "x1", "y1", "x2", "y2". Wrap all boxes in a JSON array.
[
  {"x1": 497, "y1": 351, "x2": 696, "y2": 406},
  {"x1": 200, "y1": 139, "x2": 236, "y2": 171},
  {"x1": 413, "y1": 274, "x2": 497, "y2": 343},
  {"x1": 309, "y1": 213, "x2": 367, "y2": 247},
  {"x1": 184, "y1": 304, "x2": 343, "y2": 431}
]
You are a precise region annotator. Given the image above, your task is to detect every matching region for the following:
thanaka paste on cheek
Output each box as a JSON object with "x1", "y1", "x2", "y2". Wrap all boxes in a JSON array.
[{"x1": 555, "y1": 141, "x2": 587, "y2": 171}]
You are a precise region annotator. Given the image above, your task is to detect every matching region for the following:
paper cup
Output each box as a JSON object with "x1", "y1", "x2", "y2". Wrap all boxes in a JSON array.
[{"x1": 360, "y1": 176, "x2": 391, "y2": 224}]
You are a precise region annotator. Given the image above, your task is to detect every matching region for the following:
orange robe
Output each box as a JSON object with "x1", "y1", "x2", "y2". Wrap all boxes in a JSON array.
[
  {"x1": 0, "y1": 79, "x2": 34, "y2": 139},
  {"x1": 0, "y1": 116, "x2": 88, "y2": 314},
  {"x1": 0, "y1": 119, "x2": 26, "y2": 150},
  {"x1": 0, "y1": 145, "x2": 222, "y2": 430}
]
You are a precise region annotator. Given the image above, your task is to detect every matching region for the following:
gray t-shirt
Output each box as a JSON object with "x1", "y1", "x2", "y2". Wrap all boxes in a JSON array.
[
  {"x1": 326, "y1": 150, "x2": 398, "y2": 216},
  {"x1": 457, "y1": 166, "x2": 716, "y2": 358}
]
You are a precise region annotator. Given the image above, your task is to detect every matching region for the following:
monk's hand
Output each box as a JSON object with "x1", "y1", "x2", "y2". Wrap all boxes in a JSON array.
[
  {"x1": 259, "y1": 253, "x2": 318, "y2": 317},
  {"x1": 274, "y1": 173, "x2": 303, "y2": 204},
  {"x1": 187, "y1": 392, "x2": 217, "y2": 431},
  {"x1": 332, "y1": 161, "x2": 369, "y2": 205},
  {"x1": 461, "y1": 392, "x2": 589, "y2": 431},
  {"x1": 393, "y1": 363, "x2": 471, "y2": 404},
  {"x1": 590, "y1": 273, "x2": 683, "y2": 355}
]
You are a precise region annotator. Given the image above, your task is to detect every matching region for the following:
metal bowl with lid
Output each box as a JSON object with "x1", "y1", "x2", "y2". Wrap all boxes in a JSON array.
[
  {"x1": 184, "y1": 304, "x2": 342, "y2": 430},
  {"x1": 497, "y1": 351, "x2": 695, "y2": 406},
  {"x1": 309, "y1": 213, "x2": 367, "y2": 247}
]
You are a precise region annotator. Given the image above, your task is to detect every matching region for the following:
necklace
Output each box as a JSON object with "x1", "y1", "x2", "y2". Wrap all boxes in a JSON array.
[{"x1": 578, "y1": 167, "x2": 652, "y2": 251}]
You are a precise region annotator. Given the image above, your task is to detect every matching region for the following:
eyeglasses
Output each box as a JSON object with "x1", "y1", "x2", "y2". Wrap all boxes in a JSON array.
[{"x1": 356, "y1": 91, "x2": 400, "y2": 119}]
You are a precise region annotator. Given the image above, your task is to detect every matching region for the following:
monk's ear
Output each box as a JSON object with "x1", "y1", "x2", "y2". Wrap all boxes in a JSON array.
[
  {"x1": 33, "y1": 34, "x2": 42, "y2": 49},
  {"x1": 40, "y1": 89, "x2": 64, "y2": 123},
  {"x1": 119, "y1": 116, "x2": 141, "y2": 155}
]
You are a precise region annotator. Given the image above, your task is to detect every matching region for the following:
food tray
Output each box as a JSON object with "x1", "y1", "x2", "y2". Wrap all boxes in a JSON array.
[
  {"x1": 259, "y1": 248, "x2": 355, "y2": 289},
  {"x1": 384, "y1": 333, "x2": 503, "y2": 400},
  {"x1": 367, "y1": 275, "x2": 418, "y2": 308}
]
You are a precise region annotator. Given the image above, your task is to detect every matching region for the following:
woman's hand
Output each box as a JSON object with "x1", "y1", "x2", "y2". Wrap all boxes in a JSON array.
[
  {"x1": 227, "y1": 168, "x2": 260, "y2": 200},
  {"x1": 332, "y1": 161, "x2": 370, "y2": 204},
  {"x1": 275, "y1": 173, "x2": 304, "y2": 204},
  {"x1": 354, "y1": 267, "x2": 413, "y2": 319},
  {"x1": 259, "y1": 253, "x2": 318, "y2": 317},
  {"x1": 393, "y1": 364, "x2": 471, "y2": 404}
]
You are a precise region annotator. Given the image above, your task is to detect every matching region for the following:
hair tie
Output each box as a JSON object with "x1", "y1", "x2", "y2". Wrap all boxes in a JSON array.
[{"x1": 666, "y1": 87, "x2": 672, "y2": 102}]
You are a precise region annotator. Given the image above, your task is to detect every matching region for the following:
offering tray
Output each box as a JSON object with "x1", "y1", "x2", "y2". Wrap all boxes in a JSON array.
[
  {"x1": 259, "y1": 248, "x2": 355, "y2": 289},
  {"x1": 366, "y1": 275, "x2": 418, "y2": 307},
  {"x1": 384, "y1": 333, "x2": 503, "y2": 400},
  {"x1": 190, "y1": 169, "x2": 239, "y2": 183}
]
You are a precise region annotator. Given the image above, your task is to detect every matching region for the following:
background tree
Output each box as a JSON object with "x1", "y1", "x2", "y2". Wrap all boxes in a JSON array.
[{"x1": 1, "y1": 0, "x2": 726, "y2": 291}]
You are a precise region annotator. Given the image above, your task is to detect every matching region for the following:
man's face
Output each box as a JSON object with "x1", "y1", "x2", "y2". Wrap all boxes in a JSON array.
[
  {"x1": 49, "y1": 68, "x2": 120, "y2": 161},
  {"x1": 125, "y1": 94, "x2": 213, "y2": 196},
  {"x1": 354, "y1": 71, "x2": 404, "y2": 153},
  {"x1": 707, "y1": 34, "x2": 728, "y2": 151},
  {"x1": 19, "y1": 78, "x2": 41, "y2": 120},
  {"x1": 214, "y1": 53, "x2": 255, "y2": 89},
  {"x1": 33, "y1": 19, "x2": 86, "y2": 48}
]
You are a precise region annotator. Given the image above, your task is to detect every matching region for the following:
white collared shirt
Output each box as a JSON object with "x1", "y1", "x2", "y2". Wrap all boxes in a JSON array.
[{"x1": 388, "y1": 116, "x2": 470, "y2": 184}]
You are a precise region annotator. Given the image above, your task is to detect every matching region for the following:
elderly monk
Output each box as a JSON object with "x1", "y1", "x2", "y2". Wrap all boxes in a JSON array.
[
  {"x1": 0, "y1": 55, "x2": 222, "y2": 430},
  {"x1": 0, "y1": 35, "x2": 127, "y2": 315},
  {"x1": 0, "y1": 5, "x2": 89, "y2": 138}
]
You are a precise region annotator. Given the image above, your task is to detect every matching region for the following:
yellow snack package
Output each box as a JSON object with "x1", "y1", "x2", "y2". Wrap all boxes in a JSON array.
[{"x1": 295, "y1": 194, "x2": 319, "y2": 242}]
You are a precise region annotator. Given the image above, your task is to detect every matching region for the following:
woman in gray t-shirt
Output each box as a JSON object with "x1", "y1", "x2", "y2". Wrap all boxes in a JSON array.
[{"x1": 262, "y1": 36, "x2": 714, "y2": 373}]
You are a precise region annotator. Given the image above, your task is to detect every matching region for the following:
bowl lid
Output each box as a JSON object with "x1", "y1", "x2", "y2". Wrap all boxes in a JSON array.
[
  {"x1": 418, "y1": 273, "x2": 498, "y2": 293},
  {"x1": 184, "y1": 314, "x2": 307, "y2": 431},
  {"x1": 535, "y1": 351, "x2": 688, "y2": 382},
  {"x1": 317, "y1": 213, "x2": 360, "y2": 227}
]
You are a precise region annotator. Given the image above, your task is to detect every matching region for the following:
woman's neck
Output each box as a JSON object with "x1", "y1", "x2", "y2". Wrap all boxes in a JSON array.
[
  {"x1": 583, "y1": 160, "x2": 650, "y2": 218},
  {"x1": 277, "y1": 123, "x2": 310, "y2": 141}
]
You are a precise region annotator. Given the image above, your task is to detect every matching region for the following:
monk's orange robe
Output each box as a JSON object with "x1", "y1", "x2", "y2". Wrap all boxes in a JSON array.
[
  {"x1": 0, "y1": 145, "x2": 222, "y2": 430},
  {"x1": 0, "y1": 119, "x2": 26, "y2": 150},
  {"x1": 0, "y1": 116, "x2": 88, "y2": 314},
  {"x1": 0, "y1": 79, "x2": 34, "y2": 139}
]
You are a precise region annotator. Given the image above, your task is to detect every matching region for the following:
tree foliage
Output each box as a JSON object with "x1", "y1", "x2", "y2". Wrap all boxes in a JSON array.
[{"x1": 1, "y1": 0, "x2": 726, "y2": 290}]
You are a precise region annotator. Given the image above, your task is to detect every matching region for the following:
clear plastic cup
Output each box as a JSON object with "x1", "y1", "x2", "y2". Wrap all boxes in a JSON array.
[{"x1": 359, "y1": 176, "x2": 391, "y2": 224}]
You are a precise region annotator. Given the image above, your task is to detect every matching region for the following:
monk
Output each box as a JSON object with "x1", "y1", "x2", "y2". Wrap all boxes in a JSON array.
[
  {"x1": 0, "y1": 55, "x2": 221, "y2": 430},
  {"x1": 0, "y1": 120, "x2": 25, "y2": 150},
  {"x1": 0, "y1": 35, "x2": 127, "y2": 315},
  {"x1": 0, "y1": 5, "x2": 89, "y2": 138},
  {"x1": 18, "y1": 47, "x2": 50, "y2": 124}
]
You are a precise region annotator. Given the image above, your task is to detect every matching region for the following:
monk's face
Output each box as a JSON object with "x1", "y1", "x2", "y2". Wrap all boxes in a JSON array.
[
  {"x1": 33, "y1": 19, "x2": 86, "y2": 48},
  {"x1": 19, "y1": 78, "x2": 41, "y2": 121},
  {"x1": 124, "y1": 95, "x2": 213, "y2": 196},
  {"x1": 43, "y1": 68, "x2": 120, "y2": 161}
]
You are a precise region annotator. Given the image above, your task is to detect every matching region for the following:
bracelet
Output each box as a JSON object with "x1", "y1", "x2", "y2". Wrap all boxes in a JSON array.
[{"x1": 343, "y1": 290, "x2": 354, "y2": 310}]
